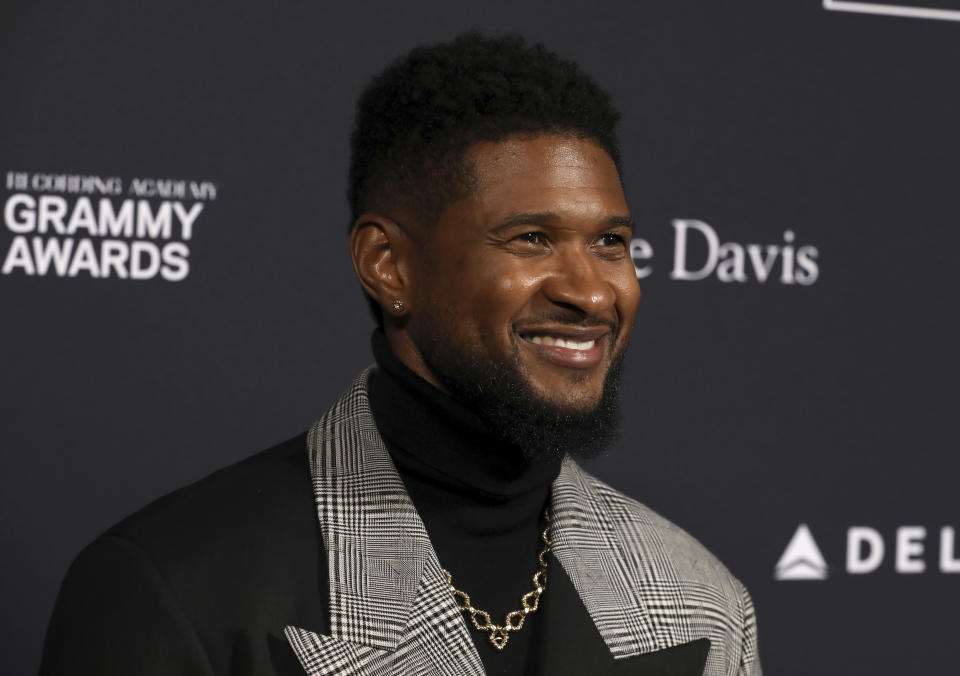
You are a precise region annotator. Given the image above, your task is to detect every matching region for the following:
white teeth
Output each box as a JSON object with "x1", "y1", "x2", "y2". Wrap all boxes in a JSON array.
[{"x1": 527, "y1": 335, "x2": 596, "y2": 350}]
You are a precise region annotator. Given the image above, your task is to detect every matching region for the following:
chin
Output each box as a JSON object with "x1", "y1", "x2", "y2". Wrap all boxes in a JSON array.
[
  {"x1": 525, "y1": 374, "x2": 608, "y2": 410},
  {"x1": 522, "y1": 390, "x2": 604, "y2": 419}
]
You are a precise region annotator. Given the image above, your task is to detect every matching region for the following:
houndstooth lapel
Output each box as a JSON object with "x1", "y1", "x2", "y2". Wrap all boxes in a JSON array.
[
  {"x1": 550, "y1": 457, "x2": 678, "y2": 657},
  {"x1": 284, "y1": 370, "x2": 484, "y2": 675},
  {"x1": 551, "y1": 457, "x2": 759, "y2": 674}
]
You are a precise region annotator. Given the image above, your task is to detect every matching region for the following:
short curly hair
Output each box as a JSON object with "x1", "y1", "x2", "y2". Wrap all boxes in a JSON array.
[{"x1": 349, "y1": 31, "x2": 622, "y2": 226}]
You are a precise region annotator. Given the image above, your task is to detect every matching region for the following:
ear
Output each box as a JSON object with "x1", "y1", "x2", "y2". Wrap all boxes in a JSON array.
[{"x1": 349, "y1": 213, "x2": 415, "y2": 316}]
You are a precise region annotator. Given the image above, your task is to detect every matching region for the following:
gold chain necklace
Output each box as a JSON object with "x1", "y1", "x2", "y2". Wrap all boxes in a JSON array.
[{"x1": 442, "y1": 509, "x2": 551, "y2": 651}]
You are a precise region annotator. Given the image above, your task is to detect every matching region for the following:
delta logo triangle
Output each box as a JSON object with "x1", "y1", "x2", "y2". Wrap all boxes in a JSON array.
[{"x1": 774, "y1": 523, "x2": 829, "y2": 580}]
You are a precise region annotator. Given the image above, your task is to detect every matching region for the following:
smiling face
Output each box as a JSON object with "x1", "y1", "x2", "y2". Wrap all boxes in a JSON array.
[{"x1": 394, "y1": 134, "x2": 640, "y2": 417}]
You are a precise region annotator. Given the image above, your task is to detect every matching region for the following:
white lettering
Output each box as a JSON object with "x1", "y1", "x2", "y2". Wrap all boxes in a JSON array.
[
  {"x1": 99, "y1": 240, "x2": 129, "y2": 279},
  {"x1": 65, "y1": 197, "x2": 98, "y2": 236},
  {"x1": 67, "y1": 238, "x2": 100, "y2": 277},
  {"x1": 630, "y1": 238, "x2": 653, "y2": 279},
  {"x1": 31, "y1": 174, "x2": 51, "y2": 191},
  {"x1": 190, "y1": 181, "x2": 217, "y2": 200},
  {"x1": 4, "y1": 194, "x2": 36, "y2": 233},
  {"x1": 128, "y1": 178, "x2": 155, "y2": 197},
  {"x1": 98, "y1": 199, "x2": 134, "y2": 238},
  {"x1": 37, "y1": 196, "x2": 68, "y2": 234},
  {"x1": 172, "y1": 202, "x2": 203, "y2": 240},
  {"x1": 895, "y1": 526, "x2": 926, "y2": 573},
  {"x1": 136, "y1": 201, "x2": 172, "y2": 239},
  {"x1": 32, "y1": 237, "x2": 74, "y2": 276},
  {"x1": 795, "y1": 245, "x2": 819, "y2": 285},
  {"x1": 671, "y1": 219, "x2": 718, "y2": 281},
  {"x1": 2, "y1": 236, "x2": 35, "y2": 275},
  {"x1": 130, "y1": 241, "x2": 161, "y2": 279},
  {"x1": 161, "y1": 242, "x2": 190, "y2": 281},
  {"x1": 716, "y1": 242, "x2": 746, "y2": 282},
  {"x1": 941, "y1": 527, "x2": 960, "y2": 573},
  {"x1": 156, "y1": 180, "x2": 185, "y2": 199},
  {"x1": 847, "y1": 527, "x2": 884, "y2": 574},
  {"x1": 746, "y1": 244, "x2": 779, "y2": 283},
  {"x1": 780, "y1": 230, "x2": 795, "y2": 284}
]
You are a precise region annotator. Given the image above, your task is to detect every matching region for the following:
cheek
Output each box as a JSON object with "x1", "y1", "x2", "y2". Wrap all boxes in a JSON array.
[
  {"x1": 494, "y1": 273, "x2": 525, "y2": 296},
  {"x1": 464, "y1": 255, "x2": 537, "y2": 299},
  {"x1": 486, "y1": 264, "x2": 548, "y2": 323},
  {"x1": 428, "y1": 251, "x2": 547, "y2": 334},
  {"x1": 467, "y1": 264, "x2": 542, "y2": 340},
  {"x1": 493, "y1": 256, "x2": 550, "y2": 294}
]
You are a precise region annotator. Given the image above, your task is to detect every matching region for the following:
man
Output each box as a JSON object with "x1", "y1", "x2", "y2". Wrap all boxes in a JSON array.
[{"x1": 41, "y1": 33, "x2": 761, "y2": 675}]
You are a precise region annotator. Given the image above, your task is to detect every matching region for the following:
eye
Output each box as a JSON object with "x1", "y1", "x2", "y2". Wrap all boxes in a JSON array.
[
  {"x1": 515, "y1": 231, "x2": 547, "y2": 245},
  {"x1": 596, "y1": 233, "x2": 627, "y2": 247},
  {"x1": 500, "y1": 230, "x2": 550, "y2": 257}
]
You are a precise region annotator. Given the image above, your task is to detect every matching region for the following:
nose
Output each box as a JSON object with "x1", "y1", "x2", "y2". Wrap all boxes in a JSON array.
[{"x1": 541, "y1": 247, "x2": 617, "y2": 317}]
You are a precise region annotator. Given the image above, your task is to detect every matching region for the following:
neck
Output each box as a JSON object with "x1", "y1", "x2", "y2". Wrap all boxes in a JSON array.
[{"x1": 366, "y1": 329, "x2": 561, "y2": 534}]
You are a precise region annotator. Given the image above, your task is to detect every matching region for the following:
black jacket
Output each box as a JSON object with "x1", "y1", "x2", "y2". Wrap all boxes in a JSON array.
[{"x1": 41, "y1": 433, "x2": 321, "y2": 676}]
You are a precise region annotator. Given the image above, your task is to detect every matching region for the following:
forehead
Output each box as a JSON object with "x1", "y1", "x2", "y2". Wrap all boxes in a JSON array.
[{"x1": 459, "y1": 134, "x2": 628, "y2": 223}]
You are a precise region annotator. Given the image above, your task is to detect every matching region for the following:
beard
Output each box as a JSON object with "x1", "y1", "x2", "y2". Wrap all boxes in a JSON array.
[{"x1": 416, "y1": 315, "x2": 626, "y2": 462}]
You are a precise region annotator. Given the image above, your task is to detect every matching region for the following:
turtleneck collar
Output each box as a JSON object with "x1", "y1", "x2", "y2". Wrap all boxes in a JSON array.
[{"x1": 366, "y1": 329, "x2": 562, "y2": 505}]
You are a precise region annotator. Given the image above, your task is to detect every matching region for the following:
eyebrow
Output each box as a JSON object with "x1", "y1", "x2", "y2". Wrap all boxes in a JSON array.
[{"x1": 492, "y1": 211, "x2": 635, "y2": 233}]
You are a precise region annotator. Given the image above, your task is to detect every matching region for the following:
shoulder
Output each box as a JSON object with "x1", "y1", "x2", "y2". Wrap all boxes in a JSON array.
[
  {"x1": 43, "y1": 433, "x2": 324, "y2": 674},
  {"x1": 557, "y1": 460, "x2": 761, "y2": 674},
  {"x1": 610, "y1": 477, "x2": 743, "y2": 588},
  {"x1": 94, "y1": 431, "x2": 324, "y2": 617},
  {"x1": 565, "y1": 460, "x2": 745, "y2": 593},
  {"x1": 106, "y1": 432, "x2": 313, "y2": 554}
]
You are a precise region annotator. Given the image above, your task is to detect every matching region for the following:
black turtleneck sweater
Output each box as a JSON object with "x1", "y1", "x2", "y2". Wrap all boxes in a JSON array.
[{"x1": 367, "y1": 330, "x2": 562, "y2": 673}]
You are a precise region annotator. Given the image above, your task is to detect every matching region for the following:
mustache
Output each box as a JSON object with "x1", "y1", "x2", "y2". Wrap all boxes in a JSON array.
[{"x1": 513, "y1": 311, "x2": 619, "y2": 333}]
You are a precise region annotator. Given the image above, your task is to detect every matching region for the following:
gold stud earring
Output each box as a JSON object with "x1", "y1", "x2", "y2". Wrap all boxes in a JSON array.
[{"x1": 391, "y1": 298, "x2": 405, "y2": 313}]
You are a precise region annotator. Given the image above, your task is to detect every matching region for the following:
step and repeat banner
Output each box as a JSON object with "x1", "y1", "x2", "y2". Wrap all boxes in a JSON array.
[{"x1": 2, "y1": 1, "x2": 957, "y2": 673}]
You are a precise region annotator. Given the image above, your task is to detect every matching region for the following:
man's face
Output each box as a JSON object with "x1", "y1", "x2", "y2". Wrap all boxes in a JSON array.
[{"x1": 403, "y1": 134, "x2": 640, "y2": 419}]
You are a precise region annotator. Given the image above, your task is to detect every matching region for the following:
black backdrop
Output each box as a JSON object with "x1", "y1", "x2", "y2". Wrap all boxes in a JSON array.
[{"x1": 2, "y1": 1, "x2": 958, "y2": 673}]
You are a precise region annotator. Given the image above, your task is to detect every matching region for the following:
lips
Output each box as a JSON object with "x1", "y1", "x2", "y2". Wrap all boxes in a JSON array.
[
  {"x1": 517, "y1": 326, "x2": 611, "y2": 369},
  {"x1": 526, "y1": 335, "x2": 596, "y2": 350}
]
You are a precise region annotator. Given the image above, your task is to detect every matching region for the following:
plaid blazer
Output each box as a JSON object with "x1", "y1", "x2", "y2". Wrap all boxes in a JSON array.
[{"x1": 284, "y1": 372, "x2": 761, "y2": 675}]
